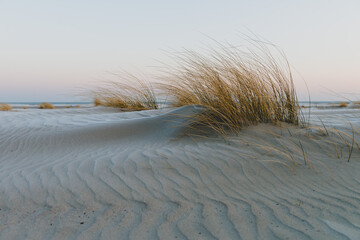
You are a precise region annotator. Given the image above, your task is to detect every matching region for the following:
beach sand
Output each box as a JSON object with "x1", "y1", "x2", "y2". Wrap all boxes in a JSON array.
[{"x1": 0, "y1": 106, "x2": 359, "y2": 239}]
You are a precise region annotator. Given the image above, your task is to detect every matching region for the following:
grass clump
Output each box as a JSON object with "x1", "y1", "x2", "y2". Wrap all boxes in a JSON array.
[
  {"x1": 351, "y1": 101, "x2": 360, "y2": 109},
  {"x1": 0, "y1": 103, "x2": 12, "y2": 111},
  {"x1": 161, "y1": 41, "x2": 301, "y2": 134},
  {"x1": 91, "y1": 39, "x2": 301, "y2": 133},
  {"x1": 39, "y1": 102, "x2": 55, "y2": 109},
  {"x1": 93, "y1": 76, "x2": 158, "y2": 111},
  {"x1": 94, "y1": 98, "x2": 102, "y2": 106},
  {"x1": 338, "y1": 102, "x2": 348, "y2": 108}
]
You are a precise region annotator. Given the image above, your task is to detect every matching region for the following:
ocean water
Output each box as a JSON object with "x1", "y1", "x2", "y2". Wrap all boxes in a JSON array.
[
  {"x1": 298, "y1": 101, "x2": 357, "y2": 108},
  {"x1": 7, "y1": 102, "x2": 93, "y2": 109},
  {"x1": 296, "y1": 102, "x2": 360, "y2": 129},
  {"x1": 6, "y1": 101, "x2": 356, "y2": 108}
]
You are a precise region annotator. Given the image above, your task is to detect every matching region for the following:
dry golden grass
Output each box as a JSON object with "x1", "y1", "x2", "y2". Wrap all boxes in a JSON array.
[
  {"x1": 39, "y1": 102, "x2": 55, "y2": 109},
  {"x1": 91, "y1": 40, "x2": 300, "y2": 133},
  {"x1": 237, "y1": 122, "x2": 360, "y2": 172},
  {"x1": 66, "y1": 105, "x2": 81, "y2": 109},
  {"x1": 94, "y1": 98, "x2": 102, "y2": 106},
  {"x1": 0, "y1": 103, "x2": 12, "y2": 111},
  {"x1": 160, "y1": 41, "x2": 301, "y2": 134},
  {"x1": 93, "y1": 75, "x2": 158, "y2": 111},
  {"x1": 339, "y1": 102, "x2": 348, "y2": 108},
  {"x1": 351, "y1": 101, "x2": 360, "y2": 109}
]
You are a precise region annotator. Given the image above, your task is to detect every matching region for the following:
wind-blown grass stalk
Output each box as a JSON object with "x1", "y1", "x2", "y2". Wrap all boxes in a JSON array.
[
  {"x1": 161, "y1": 41, "x2": 301, "y2": 134},
  {"x1": 93, "y1": 75, "x2": 158, "y2": 111},
  {"x1": 309, "y1": 122, "x2": 360, "y2": 162}
]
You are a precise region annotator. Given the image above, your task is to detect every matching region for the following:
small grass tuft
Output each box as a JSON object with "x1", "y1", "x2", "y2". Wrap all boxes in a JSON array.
[
  {"x1": 0, "y1": 103, "x2": 12, "y2": 111},
  {"x1": 93, "y1": 75, "x2": 158, "y2": 111},
  {"x1": 39, "y1": 102, "x2": 55, "y2": 109},
  {"x1": 94, "y1": 98, "x2": 102, "y2": 106},
  {"x1": 339, "y1": 102, "x2": 348, "y2": 108}
]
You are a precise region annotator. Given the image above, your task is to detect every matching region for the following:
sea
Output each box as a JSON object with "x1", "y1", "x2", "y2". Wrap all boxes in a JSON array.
[
  {"x1": 6, "y1": 102, "x2": 93, "y2": 109},
  {"x1": 5, "y1": 101, "x2": 358, "y2": 109}
]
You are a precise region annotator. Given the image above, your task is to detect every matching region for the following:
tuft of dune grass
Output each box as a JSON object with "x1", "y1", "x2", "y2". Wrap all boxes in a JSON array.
[
  {"x1": 93, "y1": 75, "x2": 158, "y2": 111},
  {"x1": 94, "y1": 98, "x2": 102, "y2": 106},
  {"x1": 160, "y1": 40, "x2": 301, "y2": 134},
  {"x1": 351, "y1": 101, "x2": 360, "y2": 109},
  {"x1": 339, "y1": 102, "x2": 348, "y2": 108},
  {"x1": 39, "y1": 102, "x2": 55, "y2": 109},
  {"x1": 0, "y1": 103, "x2": 12, "y2": 111}
]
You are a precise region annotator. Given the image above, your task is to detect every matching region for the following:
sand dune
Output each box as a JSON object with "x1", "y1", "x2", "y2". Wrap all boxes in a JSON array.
[{"x1": 0, "y1": 106, "x2": 359, "y2": 239}]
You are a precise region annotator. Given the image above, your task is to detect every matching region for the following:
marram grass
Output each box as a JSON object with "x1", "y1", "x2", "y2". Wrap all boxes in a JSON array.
[
  {"x1": 0, "y1": 103, "x2": 12, "y2": 111},
  {"x1": 39, "y1": 102, "x2": 55, "y2": 109},
  {"x1": 161, "y1": 42, "x2": 301, "y2": 134},
  {"x1": 94, "y1": 98, "x2": 102, "y2": 106},
  {"x1": 93, "y1": 76, "x2": 158, "y2": 111},
  {"x1": 93, "y1": 40, "x2": 301, "y2": 133}
]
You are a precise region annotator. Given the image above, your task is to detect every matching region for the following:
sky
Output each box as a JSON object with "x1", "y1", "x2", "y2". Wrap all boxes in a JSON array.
[{"x1": 1, "y1": 0, "x2": 360, "y2": 102}]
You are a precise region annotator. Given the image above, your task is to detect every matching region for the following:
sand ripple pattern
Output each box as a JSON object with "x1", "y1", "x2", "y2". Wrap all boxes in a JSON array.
[{"x1": 0, "y1": 107, "x2": 359, "y2": 239}]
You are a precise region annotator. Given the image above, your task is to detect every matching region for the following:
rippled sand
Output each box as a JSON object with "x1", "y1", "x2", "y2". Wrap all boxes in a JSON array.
[{"x1": 0, "y1": 106, "x2": 359, "y2": 239}]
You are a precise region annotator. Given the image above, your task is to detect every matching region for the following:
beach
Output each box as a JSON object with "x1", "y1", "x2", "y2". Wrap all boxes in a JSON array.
[
  {"x1": 0, "y1": 105, "x2": 359, "y2": 239},
  {"x1": 2, "y1": 0, "x2": 360, "y2": 238}
]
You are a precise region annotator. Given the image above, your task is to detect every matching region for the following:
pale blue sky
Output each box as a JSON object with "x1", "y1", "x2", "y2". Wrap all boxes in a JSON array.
[{"x1": 1, "y1": 0, "x2": 360, "y2": 101}]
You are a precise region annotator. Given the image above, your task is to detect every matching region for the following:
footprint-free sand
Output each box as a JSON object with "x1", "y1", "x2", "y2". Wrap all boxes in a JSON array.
[{"x1": 0, "y1": 106, "x2": 359, "y2": 239}]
